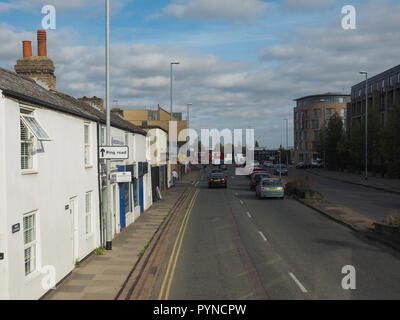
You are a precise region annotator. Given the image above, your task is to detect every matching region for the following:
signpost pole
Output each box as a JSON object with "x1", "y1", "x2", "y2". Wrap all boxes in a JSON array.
[{"x1": 105, "y1": 0, "x2": 112, "y2": 251}]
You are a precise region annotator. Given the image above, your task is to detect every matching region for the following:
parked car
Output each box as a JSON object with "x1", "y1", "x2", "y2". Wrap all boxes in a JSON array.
[
  {"x1": 295, "y1": 162, "x2": 305, "y2": 169},
  {"x1": 255, "y1": 178, "x2": 285, "y2": 199},
  {"x1": 249, "y1": 172, "x2": 270, "y2": 190},
  {"x1": 274, "y1": 164, "x2": 288, "y2": 176},
  {"x1": 208, "y1": 172, "x2": 227, "y2": 188},
  {"x1": 311, "y1": 159, "x2": 323, "y2": 168}
]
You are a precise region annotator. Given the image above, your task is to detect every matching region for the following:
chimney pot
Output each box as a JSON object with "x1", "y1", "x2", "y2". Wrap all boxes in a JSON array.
[
  {"x1": 22, "y1": 41, "x2": 32, "y2": 58},
  {"x1": 37, "y1": 30, "x2": 47, "y2": 57}
]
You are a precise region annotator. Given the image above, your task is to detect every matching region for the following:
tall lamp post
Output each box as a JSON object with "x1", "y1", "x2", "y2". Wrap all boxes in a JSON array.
[
  {"x1": 360, "y1": 71, "x2": 368, "y2": 180},
  {"x1": 105, "y1": 0, "x2": 112, "y2": 250},
  {"x1": 187, "y1": 103, "x2": 192, "y2": 137},
  {"x1": 169, "y1": 61, "x2": 179, "y2": 177},
  {"x1": 170, "y1": 62, "x2": 180, "y2": 121},
  {"x1": 284, "y1": 119, "x2": 289, "y2": 166},
  {"x1": 320, "y1": 98, "x2": 326, "y2": 169},
  {"x1": 186, "y1": 103, "x2": 192, "y2": 167}
]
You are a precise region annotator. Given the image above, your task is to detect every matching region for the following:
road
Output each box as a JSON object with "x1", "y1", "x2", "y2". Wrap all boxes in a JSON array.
[
  {"x1": 289, "y1": 168, "x2": 400, "y2": 222},
  {"x1": 149, "y1": 166, "x2": 400, "y2": 300}
]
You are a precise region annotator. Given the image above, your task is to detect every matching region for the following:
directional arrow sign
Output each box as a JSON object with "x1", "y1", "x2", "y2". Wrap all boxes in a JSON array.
[{"x1": 99, "y1": 146, "x2": 129, "y2": 160}]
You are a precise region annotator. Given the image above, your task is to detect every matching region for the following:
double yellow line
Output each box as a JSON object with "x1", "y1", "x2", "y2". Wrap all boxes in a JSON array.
[{"x1": 158, "y1": 189, "x2": 199, "y2": 300}]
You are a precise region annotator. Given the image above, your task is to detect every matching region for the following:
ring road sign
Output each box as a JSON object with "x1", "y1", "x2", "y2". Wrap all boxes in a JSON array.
[{"x1": 99, "y1": 146, "x2": 129, "y2": 160}]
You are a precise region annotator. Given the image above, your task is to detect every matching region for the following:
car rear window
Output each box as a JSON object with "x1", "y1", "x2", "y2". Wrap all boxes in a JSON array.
[
  {"x1": 212, "y1": 173, "x2": 225, "y2": 178},
  {"x1": 262, "y1": 180, "x2": 281, "y2": 186},
  {"x1": 255, "y1": 174, "x2": 269, "y2": 181}
]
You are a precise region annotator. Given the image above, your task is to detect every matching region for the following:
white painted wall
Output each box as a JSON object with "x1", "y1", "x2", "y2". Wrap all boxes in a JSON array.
[
  {"x1": 1, "y1": 97, "x2": 100, "y2": 300},
  {"x1": 0, "y1": 91, "x2": 10, "y2": 299}
]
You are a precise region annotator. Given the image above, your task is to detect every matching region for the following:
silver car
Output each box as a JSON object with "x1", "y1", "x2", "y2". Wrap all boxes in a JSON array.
[{"x1": 255, "y1": 178, "x2": 285, "y2": 199}]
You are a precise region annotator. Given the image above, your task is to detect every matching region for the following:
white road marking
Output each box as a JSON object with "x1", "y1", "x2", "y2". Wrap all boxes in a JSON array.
[
  {"x1": 194, "y1": 181, "x2": 199, "y2": 187},
  {"x1": 246, "y1": 212, "x2": 252, "y2": 218},
  {"x1": 235, "y1": 193, "x2": 238, "y2": 196},
  {"x1": 258, "y1": 231, "x2": 269, "y2": 245},
  {"x1": 289, "y1": 273, "x2": 308, "y2": 293},
  {"x1": 240, "y1": 200, "x2": 244, "y2": 205}
]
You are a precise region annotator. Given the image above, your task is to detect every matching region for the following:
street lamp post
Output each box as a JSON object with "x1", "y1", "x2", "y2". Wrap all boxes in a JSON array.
[
  {"x1": 186, "y1": 103, "x2": 192, "y2": 167},
  {"x1": 284, "y1": 119, "x2": 289, "y2": 166},
  {"x1": 105, "y1": 0, "x2": 112, "y2": 250},
  {"x1": 187, "y1": 103, "x2": 192, "y2": 137},
  {"x1": 170, "y1": 62, "x2": 180, "y2": 121},
  {"x1": 320, "y1": 99, "x2": 326, "y2": 169},
  {"x1": 360, "y1": 71, "x2": 368, "y2": 180},
  {"x1": 169, "y1": 61, "x2": 179, "y2": 178}
]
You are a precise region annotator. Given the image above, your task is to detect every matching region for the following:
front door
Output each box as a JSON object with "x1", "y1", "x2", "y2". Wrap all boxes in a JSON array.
[
  {"x1": 69, "y1": 196, "x2": 79, "y2": 265},
  {"x1": 139, "y1": 177, "x2": 144, "y2": 213},
  {"x1": 119, "y1": 183, "x2": 126, "y2": 231}
]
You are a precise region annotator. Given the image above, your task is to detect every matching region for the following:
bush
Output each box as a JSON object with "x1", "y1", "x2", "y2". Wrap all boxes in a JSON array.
[{"x1": 285, "y1": 178, "x2": 323, "y2": 200}]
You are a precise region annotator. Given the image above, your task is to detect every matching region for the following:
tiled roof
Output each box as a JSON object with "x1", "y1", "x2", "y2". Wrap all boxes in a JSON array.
[{"x1": 0, "y1": 67, "x2": 146, "y2": 135}]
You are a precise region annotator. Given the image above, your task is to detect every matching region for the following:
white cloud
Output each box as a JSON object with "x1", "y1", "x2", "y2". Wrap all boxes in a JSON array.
[
  {"x1": 1, "y1": 0, "x2": 399, "y2": 147},
  {"x1": 283, "y1": 0, "x2": 336, "y2": 9},
  {"x1": 0, "y1": 0, "x2": 127, "y2": 13},
  {"x1": 162, "y1": 0, "x2": 271, "y2": 22}
]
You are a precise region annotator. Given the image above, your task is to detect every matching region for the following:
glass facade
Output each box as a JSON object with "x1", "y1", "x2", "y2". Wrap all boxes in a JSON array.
[{"x1": 297, "y1": 95, "x2": 350, "y2": 107}]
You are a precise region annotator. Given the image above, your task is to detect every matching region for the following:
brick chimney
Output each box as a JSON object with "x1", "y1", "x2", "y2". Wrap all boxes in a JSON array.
[
  {"x1": 78, "y1": 96, "x2": 104, "y2": 111},
  {"x1": 14, "y1": 30, "x2": 56, "y2": 91}
]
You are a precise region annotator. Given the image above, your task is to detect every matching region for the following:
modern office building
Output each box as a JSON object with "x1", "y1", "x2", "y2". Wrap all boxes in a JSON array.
[
  {"x1": 348, "y1": 65, "x2": 400, "y2": 130},
  {"x1": 293, "y1": 93, "x2": 350, "y2": 163}
]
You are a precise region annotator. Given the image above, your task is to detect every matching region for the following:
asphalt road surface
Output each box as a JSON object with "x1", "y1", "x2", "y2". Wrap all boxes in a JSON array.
[
  {"x1": 152, "y1": 166, "x2": 400, "y2": 300},
  {"x1": 289, "y1": 168, "x2": 400, "y2": 222}
]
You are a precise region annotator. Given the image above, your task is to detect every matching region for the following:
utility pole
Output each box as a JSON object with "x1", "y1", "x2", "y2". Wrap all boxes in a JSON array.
[
  {"x1": 105, "y1": 0, "x2": 112, "y2": 250},
  {"x1": 360, "y1": 71, "x2": 368, "y2": 180},
  {"x1": 320, "y1": 99, "x2": 326, "y2": 169},
  {"x1": 284, "y1": 119, "x2": 289, "y2": 166}
]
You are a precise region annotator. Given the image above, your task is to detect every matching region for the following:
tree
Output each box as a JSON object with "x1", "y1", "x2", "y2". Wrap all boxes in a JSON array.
[
  {"x1": 325, "y1": 113, "x2": 344, "y2": 169},
  {"x1": 313, "y1": 128, "x2": 326, "y2": 161},
  {"x1": 255, "y1": 140, "x2": 260, "y2": 148},
  {"x1": 382, "y1": 104, "x2": 400, "y2": 178}
]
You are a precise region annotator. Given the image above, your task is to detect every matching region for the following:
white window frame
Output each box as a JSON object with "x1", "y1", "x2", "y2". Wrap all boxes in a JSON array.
[
  {"x1": 84, "y1": 122, "x2": 92, "y2": 167},
  {"x1": 85, "y1": 191, "x2": 93, "y2": 235},
  {"x1": 23, "y1": 211, "x2": 38, "y2": 277},
  {"x1": 20, "y1": 119, "x2": 35, "y2": 171},
  {"x1": 20, "y1": 114, "x2": 51, "y2": 141}
]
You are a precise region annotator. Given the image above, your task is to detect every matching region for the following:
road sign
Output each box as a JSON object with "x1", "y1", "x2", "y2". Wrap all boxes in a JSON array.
[{"x1": 99, "y1": 146, "x2": 129, "y2": 160}]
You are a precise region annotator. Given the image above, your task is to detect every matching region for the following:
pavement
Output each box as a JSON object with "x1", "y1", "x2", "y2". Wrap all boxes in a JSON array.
[
  {"x1": 306, "y1": 168, "x2": 400, "y2": 195},
  {"x1": 148, "y1": 166, "x2": 400, "y2": 300},
  {"x1": 43, "y1": 169, "x2": 201, "y2": 300}
]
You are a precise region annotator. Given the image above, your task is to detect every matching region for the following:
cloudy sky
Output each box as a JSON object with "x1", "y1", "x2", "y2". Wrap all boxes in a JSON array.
[{"x1": 1, "y1": 0, "x2": 399, "y2": 147}]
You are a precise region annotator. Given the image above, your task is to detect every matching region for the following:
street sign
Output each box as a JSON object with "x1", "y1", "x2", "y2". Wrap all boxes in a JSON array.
[
  {"x1": 99, "y1": 146, "x2": 129, "y2": 160},
  {"x1": 12, "y1": 223, "x2": 20, "y2": 234},
  {"x1": 111, "y1": 171, "x2": 132, "y2": 183}
]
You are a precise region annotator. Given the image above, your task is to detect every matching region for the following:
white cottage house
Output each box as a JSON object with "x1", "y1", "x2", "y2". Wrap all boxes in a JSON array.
[{"x1": 0, "y1": 68, "x2": 102, "y2": 299}]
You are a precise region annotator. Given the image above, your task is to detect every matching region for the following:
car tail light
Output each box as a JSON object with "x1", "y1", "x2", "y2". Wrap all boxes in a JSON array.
[
  {"x1": 252, "y1": 180, "x2": 255, "y2": 183},
  {"x1": 209, "y1": 179, "x2": 213, "y2": 182},
  {"x1": 260, "y1": 187, "x2": 264, "y2": 190},
  {"x1": 222, "y1": 178, "x2": 226, "y2": 182}
]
